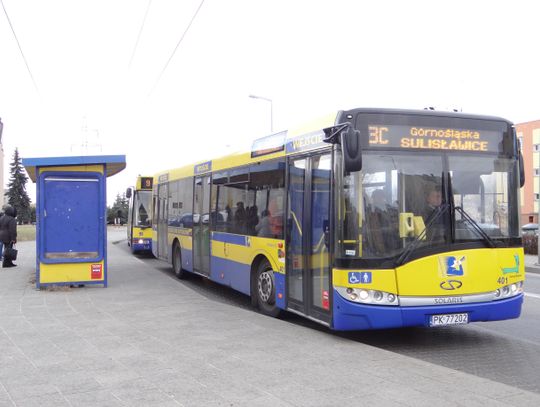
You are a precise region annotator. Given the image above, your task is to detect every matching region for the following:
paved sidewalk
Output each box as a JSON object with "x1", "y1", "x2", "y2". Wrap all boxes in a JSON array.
[
  {"x1": 525, "y1": 254, "x2": 540, "y2": 274},
  {"x1": 1, "y1": 235, "x2": 539, "y2": 406}
]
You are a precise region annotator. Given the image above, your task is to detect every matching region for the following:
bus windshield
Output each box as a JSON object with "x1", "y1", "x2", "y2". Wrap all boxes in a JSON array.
[
  {"x1": 135, "y1": 190, "x2": 152, "y2": 227},
  {"x1": 336, "y1": 151, "x2": 520, "y2": 262}
]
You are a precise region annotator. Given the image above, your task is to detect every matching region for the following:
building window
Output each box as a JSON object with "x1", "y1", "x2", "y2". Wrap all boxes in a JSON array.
[
  {"x1": 535, "y1": 193, "x2": 540, "y2": 201},
  {"x1": 535, "y1": 169, "x2": 540, "y2": 177},
  {"x1": 535, "y1": 144, "x2": 540, "y2": 152}
]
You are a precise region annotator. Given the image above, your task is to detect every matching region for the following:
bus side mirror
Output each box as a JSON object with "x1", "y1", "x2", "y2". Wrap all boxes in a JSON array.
[
  {"x1": 341, "y1": 126, "x2": 362, "y2": 173},
  {"x1": 519, "y1": 151, "x2": 525, "y2": 188},
  {"x1": 126, "y1": 187, "x2": 132, "y2": 199}
]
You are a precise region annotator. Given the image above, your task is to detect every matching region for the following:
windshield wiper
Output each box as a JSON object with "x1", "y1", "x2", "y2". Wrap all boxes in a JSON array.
[
  {"x1": 396, "y1": 203, "x2": 450, "y2": 266},
  {"x1": 446, "y1": 171, "x2": 499, "y2": 248},
  {"x1": 453, "y1": 206, "x2": 499, "y2": 248}
]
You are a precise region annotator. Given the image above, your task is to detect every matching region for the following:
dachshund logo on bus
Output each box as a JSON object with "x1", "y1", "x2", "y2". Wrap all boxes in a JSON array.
[
  {"x1": 439, "y1": 255, "x2": 466, "y2": 278},
  {"x1": 445, "y1": 256, "x2": 465, "y2": 276},
  {"x1": 438, "y1": 255, "x2": 466, "y2": 291}
]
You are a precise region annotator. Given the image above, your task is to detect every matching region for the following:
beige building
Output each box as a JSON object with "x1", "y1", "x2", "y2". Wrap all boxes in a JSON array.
[{"x1": 516, "y1": 119, "x2": 540, "y2": 225}]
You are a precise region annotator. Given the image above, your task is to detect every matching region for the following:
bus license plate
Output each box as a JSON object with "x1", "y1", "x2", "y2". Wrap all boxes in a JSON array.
[{"x1": 429, "y1": 313, "x2": 468, "y2": 327}]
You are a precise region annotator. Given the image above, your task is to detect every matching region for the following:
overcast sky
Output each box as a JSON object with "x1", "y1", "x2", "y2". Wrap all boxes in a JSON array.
[{"x1": 1, "y1": 0, "x2": 540, "y2": 204}]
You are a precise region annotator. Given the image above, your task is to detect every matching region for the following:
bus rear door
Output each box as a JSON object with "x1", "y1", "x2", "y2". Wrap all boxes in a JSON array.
[
  {"x1": 157, "y1": 183, "x2": 168, "y2": 259},
  {"x1": 193, "y1": 175, "x2": 211, "y2": 276}
]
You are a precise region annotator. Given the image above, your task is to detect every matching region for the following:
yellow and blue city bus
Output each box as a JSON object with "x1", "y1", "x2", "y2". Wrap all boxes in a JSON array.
[
  {"x1": 127, "y1": 176, "x2": 153, "y2": 254},
  {"x1": 152, "y1": 108, "x2": 525, "y2": 330}
]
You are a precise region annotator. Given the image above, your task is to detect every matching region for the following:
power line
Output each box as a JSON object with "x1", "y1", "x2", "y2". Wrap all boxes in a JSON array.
[
  {"x1": 129, "y1": 0, "x2": 153, "y2": 69},
  {"x1": 148, "y1": 0, "x2": 205, "y2": 97},
  {"x1": 0, "y1": 0, "x2": 39, "y2": 95}
]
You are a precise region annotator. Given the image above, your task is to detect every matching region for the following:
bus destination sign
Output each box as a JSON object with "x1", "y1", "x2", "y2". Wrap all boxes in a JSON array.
[
  {"x1": 194, "y1": 161, "x2": 212, "y2": 175},
  {"x1": 140, "y1": 177, "x2": 153, "y2": 190},
  {"x1": 368, "y1": 125, "x2": 502, "y2": 153},
  {"x1": 286, "y1": 131, "x2": 326, "y2": 154}
]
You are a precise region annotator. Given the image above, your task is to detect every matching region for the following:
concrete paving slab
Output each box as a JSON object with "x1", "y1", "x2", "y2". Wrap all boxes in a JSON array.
[
  {"x1": 0, "y1": 232, "x2": 539, "y2": 406},
  {"x1": 525, "y1": 254, "x2": 540, "y2": 274}
]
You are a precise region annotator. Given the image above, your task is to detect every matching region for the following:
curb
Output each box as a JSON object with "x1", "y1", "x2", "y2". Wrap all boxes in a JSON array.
[{"x1": 525, "y1": 266, "x2": 540, "y2": 275}]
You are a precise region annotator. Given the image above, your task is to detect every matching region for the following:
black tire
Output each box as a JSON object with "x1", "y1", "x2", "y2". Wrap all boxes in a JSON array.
[
  {"x1": 255, "y1": 260, "x2": 281, "y2": 317},
  {"x1": 172, "y1": 242, "x2": 186, "y2": 279}
]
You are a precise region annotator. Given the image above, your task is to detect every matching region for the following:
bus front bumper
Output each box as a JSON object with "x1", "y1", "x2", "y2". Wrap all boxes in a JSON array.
[
  {"x1": 132, "y1": 240, "x2": 152, "y2": 252},
  {"x1": 332, "y1": 290, "x2": 524, "y2": 331}
]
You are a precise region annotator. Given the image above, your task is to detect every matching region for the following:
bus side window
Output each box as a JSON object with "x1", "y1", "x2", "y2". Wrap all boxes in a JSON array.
[
  {"x1": 249, "y1": 159, "x2": 285, "y2": 239},
  {"x1": 212, "y1": 172, "x2": 229, "y2": 232}
]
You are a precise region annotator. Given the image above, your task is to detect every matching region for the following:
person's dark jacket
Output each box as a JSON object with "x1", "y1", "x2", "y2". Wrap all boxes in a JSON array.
[{"x1": 0, "y1": 206, "x2": 17, "y2": 244}]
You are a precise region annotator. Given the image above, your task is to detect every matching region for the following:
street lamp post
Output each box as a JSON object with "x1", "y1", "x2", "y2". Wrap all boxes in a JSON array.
[{"x1": 249, "y1": 94, "x2": 273, "y2": 133}]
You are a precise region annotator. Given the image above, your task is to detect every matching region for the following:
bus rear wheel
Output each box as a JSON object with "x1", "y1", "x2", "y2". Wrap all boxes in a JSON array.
[
  {"x1": 256, "y1": 260, "x2": 281, "y2": 317},
  {"x1": 172, "y1": 242, "x2": 186, "y2": 279}
]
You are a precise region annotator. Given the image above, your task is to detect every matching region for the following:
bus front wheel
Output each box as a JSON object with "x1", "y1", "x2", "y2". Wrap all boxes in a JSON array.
[
  {"x1": 172, "y1": 242, "x2": 186, "y2": 279},
  {"x1": 256, "y1": 260, "x2": 281, "y2": 317}
]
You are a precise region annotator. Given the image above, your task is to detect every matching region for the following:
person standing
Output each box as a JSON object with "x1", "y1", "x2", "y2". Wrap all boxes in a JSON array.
[
  {"x1": 366, "y1": 189, "x2": 400, "y2": 255},
  {"x1": 422, "y1": 185, "x2": 443, "y2": 222},
  {"x1": 0, "y1": 205, "x2": 17, "y2": 267},
  {"x1": 0, "y1": 207, "x2": 4, "y2": 261},
  {"x1": 255, "y1": 209, "x2": 272, "y2": 237},
  {"x1": 421, "y1": 185, "x2": 444, "y2": 243}
]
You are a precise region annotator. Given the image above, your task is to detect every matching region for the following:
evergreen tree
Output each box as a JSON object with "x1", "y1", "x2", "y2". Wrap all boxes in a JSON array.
[
  {"x1": 6, "y1": 148, "x2": 31, "y2": 224},
  {"x1": 107, "y1": 192, "x2": 129, "y2": 224}
]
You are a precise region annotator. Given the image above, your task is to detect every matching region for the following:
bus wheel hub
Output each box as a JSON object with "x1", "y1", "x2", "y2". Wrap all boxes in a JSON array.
[{"x1": 258, "y1": 271, "x2": 273, "y2": 303}]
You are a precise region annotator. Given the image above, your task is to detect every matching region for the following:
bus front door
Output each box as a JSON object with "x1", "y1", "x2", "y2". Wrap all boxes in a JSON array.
[
  {"x1": 287, "y1": 153, "x2": 332, "y2": 324},
  {"x1": 193, "y1": 176, "x2": 211, "y2": 276}
]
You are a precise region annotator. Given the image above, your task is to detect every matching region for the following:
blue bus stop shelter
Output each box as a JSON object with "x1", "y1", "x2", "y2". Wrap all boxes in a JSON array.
[{"x1": 22, "y1": 155, "x2": 126, "y2": 289}]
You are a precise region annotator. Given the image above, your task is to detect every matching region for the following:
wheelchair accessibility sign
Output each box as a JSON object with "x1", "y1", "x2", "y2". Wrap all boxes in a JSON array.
[{"x1": 349, "y1": 271, "x2": 372, "y2": 284}]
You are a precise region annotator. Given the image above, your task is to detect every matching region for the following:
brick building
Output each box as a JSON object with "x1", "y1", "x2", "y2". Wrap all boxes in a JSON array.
[{"x1": 516, "y1": 119, "x2": 540, "y2": 225}]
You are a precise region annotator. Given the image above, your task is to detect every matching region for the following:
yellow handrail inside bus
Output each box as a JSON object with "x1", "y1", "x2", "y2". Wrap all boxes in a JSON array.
[{"x1": 291, "y1": 211, "x2": 303, "y2": 237}]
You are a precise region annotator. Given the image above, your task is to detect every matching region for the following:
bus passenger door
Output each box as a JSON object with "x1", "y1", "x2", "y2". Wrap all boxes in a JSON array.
[
  {"x1": 157, "y1": 183, "x2": 168, "y2": 259},
  {"x1": 287, "y1": 153, "x2": 332, "y2": 324},
  {"x1": 127, "y1": 193, "x2": 133, "y2": 245},
  {"x1": 193, "y1": 176, "x2": 211, "y2": 276}
]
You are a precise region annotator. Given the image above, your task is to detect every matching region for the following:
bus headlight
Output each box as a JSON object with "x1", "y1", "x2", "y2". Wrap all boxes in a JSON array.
[
  {"x1": 336, "y1": 287, "x2": 399, "y2": 306},
  {"x1": 494, "y1": 281, "x2": 523, "y2": 300}
]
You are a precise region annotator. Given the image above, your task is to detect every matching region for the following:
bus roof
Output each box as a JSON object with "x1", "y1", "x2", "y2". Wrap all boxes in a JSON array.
[
  {"x1": 152, "y1": 108, "x2": 514, "y2": 184},
  {"x1": 337, "y1": 108, "x2": 514, "y2": 126},
  {"x1": 153, "y1": 112, "x2": 338, "y2": 182}
]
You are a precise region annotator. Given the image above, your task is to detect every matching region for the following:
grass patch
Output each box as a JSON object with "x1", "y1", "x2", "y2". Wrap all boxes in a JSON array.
[{"x1": 17, "y1": 225, "x2": 36, "y2": 242}]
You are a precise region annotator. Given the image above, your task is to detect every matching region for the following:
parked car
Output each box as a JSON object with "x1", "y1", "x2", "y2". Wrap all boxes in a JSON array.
[{"x1": 522, "y1": 223, "x2": 539, "y2": 235}]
